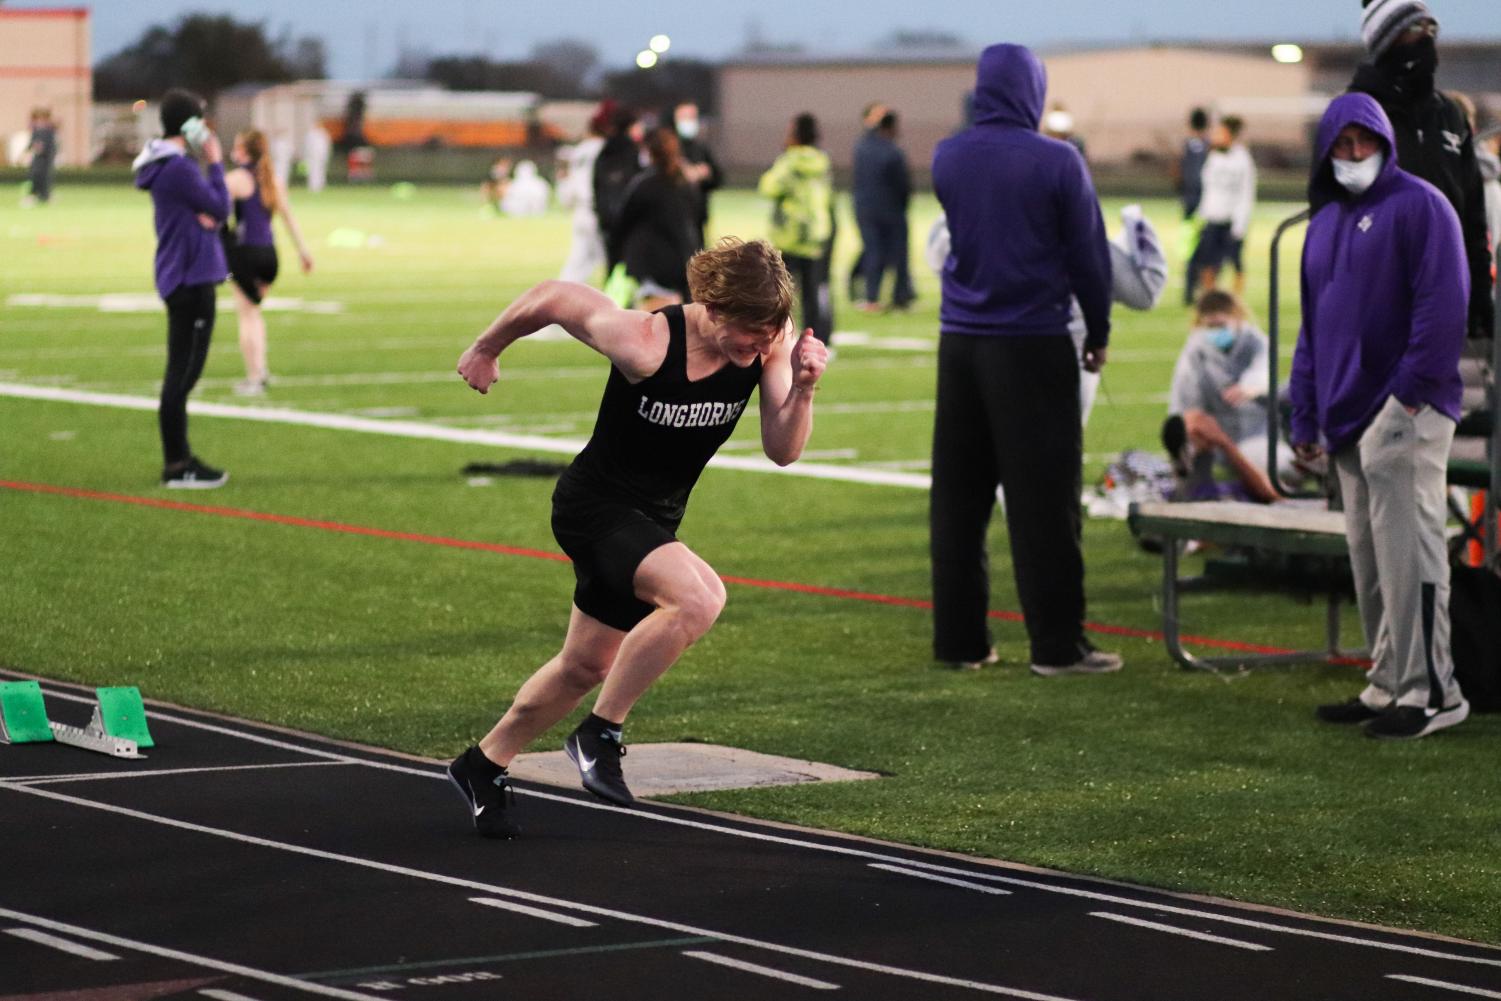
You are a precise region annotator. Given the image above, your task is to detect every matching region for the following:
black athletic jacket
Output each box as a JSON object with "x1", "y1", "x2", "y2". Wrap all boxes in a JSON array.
[{"x1": 1349, "y1": 61, "x2": 1496, "y2": 339}]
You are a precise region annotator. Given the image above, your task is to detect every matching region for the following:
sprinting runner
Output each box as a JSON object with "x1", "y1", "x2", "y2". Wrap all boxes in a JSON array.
[{"x1": 449, "y1": 237, "x2": 827, "y2": 838}]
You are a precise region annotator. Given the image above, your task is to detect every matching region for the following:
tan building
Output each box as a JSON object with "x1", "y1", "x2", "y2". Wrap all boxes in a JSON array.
[
  {"x1": 719, "y1": 45, "x2": 1316, "y2": 180},
  {"x1": 0, "y1": 6, "x2": 91, "y2": 167}
]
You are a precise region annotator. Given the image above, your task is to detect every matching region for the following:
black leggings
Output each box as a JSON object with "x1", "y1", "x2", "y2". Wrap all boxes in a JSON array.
[
  {"x1": 159, "y1": 283, "x2": 216, "y2": 466},
  {"x1": 783, "y1": 252, "x2": 833, "y2": 345}
]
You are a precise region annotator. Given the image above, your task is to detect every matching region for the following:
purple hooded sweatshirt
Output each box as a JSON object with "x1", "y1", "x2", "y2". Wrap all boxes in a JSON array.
[
  {"x1": 931, "y1": 44, "x2": 1111, "y2": 345},
  {"x1": 132, "y1": 139, "x2": 230, "y2": 299},
  {"x1": 1289, "y1": 93, "x2": 1467, "y2": 453}
]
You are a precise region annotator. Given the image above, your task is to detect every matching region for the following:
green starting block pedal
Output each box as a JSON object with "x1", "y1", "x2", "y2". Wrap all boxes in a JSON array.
[
  {"x1": 0, "y1": 682, "x2": 152, "y2": 758},
  {"x1": 0, "y1": 681, "x2": 55, "y2": 744}
]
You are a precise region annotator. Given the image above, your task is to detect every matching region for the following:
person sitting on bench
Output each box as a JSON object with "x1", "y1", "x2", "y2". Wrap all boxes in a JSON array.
[{"x1": 1162, "y1": 289, "x2": 1304, "y2": 503}]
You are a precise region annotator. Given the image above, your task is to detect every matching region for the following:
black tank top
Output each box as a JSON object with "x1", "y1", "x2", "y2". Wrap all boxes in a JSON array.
[{"x1": 555, "y1": 305, "x2": 762, "y2": 524}]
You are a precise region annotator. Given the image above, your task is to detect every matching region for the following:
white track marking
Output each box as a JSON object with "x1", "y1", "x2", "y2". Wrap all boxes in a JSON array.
[
  {"x1": 0, "y1": 383, "x2": 931, "y2": 489},
  {"x1": 1387, "y1": 975, "x2": 1501, "y2": 998},
  {"x1": 868, "y1": 864, "x2": 1013, "y2": 895},
  {"x1": 682, "y1": 951, "x2": 841, "y2": 990},
  {"x1": 3, "y1": 761, "x2": 353, "y2": 785},
  {"x1": 18, "y1": 687, "x2": 1501, "y2": 972},
  {"x1": 4, "y1": 926, "x2": 120, "y2": 960},
  {"x1": 201, "y1": 991, "x2": 268, "y2": 1001},
  {"x1": 1088, "y1": 912, "x2": 1272, "y2": 951},
  {"x1": 0, "y1": 784, "x2": 1083, "y2": 1001},
  {"x1": 0, "y1": 911, "x2": 385, "y2": 1000},
  {"x1": 469, "y1": 897, "x2": 599, "y2": 927}
]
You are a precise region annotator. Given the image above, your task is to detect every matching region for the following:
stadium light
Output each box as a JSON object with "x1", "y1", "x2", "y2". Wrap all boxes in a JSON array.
[
  {"x1": 1271, "y1": 43, "x2": 1304, "y2": 64},
  {"x1": 649, "y1": 34, "x2": 671, "y2": 54},
  {"x1": 636, "y1": 50, "x2": 659, "y2": 69}
]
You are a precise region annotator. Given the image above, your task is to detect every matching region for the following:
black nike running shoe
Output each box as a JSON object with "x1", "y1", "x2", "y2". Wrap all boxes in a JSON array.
[
  {"x1": 564, "y1": 724, "x2": 634, "y2": 805},
  {"x1": 447, "y1": 746, "x2": 520, "y2": 839}
]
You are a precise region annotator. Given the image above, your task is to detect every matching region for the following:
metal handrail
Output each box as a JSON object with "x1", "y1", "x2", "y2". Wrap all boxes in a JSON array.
[{"x1": 1265, "y1": 206, "x2": 1316, "y2": 499}]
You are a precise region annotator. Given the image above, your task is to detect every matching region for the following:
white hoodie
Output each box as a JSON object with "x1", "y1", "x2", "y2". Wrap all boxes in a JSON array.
[{"x1": 1197, "y1": 143, "x2": 1257, "y2": 240}]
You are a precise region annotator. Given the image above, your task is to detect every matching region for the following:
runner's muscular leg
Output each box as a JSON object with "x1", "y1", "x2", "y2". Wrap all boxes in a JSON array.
[
  {"x1": 479, "y1": 605, "x2": 626, "y2": 766},
  {"x1": 591, "y1": 542, "x2": 725, "y2": 723}
]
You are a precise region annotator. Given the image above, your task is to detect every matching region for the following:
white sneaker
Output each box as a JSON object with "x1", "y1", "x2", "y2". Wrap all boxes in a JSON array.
[
  {"x1": 233, "y1": 378, "x2": 267, "y2": 397},
  {"x1": 951, "y1": 647, "x2": 999, "y2": 671},
  {"x1": 1030, "y1": 649, "x2": 1123, "y2": 677}
]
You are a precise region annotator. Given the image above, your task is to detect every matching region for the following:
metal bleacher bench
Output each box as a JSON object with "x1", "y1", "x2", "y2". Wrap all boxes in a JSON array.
[{"x1": 1127, "y1": 500, "x2": 1362, "y2": 673}]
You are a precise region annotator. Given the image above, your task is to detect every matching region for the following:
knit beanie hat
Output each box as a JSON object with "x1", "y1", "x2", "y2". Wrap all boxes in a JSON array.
[{"x1": 1361, "y1": 0, "x2": 1437, "y2": 59}]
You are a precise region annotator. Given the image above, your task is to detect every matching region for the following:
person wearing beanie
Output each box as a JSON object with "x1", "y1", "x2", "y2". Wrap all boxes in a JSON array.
[
  {"x1": 131, "y1": 88, "x2": 230, "y2": 488},
  {"x1": 1350, "y1": 0, "x2": 1495, "y2": 340},
  {"x1": 1291, "y1": 93, "x2": 1469, "y2": 739}
]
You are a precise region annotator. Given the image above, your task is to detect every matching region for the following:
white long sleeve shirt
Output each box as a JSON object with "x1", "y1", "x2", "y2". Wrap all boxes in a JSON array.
[{"x1": 1196, "y1": 144, "x2": 1257, "y2": 239}]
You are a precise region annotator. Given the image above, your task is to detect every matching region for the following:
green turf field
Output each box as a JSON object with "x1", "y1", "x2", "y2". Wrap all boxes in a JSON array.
[{"x1": 3, "y1": 183, "x2": 1498, "y2": 944}]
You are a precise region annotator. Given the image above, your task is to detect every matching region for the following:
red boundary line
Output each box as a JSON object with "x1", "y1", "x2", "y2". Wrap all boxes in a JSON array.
[{"x1": 2, "y1": 479, "x2": 1356, "y2": 661}]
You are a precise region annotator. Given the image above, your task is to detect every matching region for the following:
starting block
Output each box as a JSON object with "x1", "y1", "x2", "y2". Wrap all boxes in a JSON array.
[{"x1": 0, "y1": 682, "x2": 153, "y2": 758}]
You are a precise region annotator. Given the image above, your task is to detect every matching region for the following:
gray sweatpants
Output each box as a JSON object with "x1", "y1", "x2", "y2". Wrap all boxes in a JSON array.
[{"x1": 1334, "y1": 396, "x2": 1461, "y2": 710}]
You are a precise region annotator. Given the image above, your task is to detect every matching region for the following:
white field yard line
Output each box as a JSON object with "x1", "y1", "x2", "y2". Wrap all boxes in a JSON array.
[
  {"x1": 0, "y1": 383, "x2": 931, "y2": 489},
  {"x1": 0, "y1": 784, "x2": 1087, "y2": 1001},
  {"x1": 20, "y1": 687, "x2": 1501, "y2": 971}
]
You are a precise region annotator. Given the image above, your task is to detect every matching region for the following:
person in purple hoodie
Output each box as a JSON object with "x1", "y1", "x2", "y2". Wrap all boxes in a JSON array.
[
  {"x1": 131, "y1": 89, "x2": 230, "y2": 489},
  {"x1": 929, "y1": 43, "x2": 1119, "y2": 676},
  {"x1": 1290, "y1": 92, "x2": 1469, "y2": 739}
]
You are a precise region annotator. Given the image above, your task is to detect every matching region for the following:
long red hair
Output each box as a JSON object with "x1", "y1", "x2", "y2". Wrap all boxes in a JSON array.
[{"x1": 238, "y1": 130, "x2": 278, "y2": 215}]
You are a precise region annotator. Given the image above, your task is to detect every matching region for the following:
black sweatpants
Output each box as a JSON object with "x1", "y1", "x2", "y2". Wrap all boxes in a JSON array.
[
  {"x1": 159, "y1": 283, "x2": 217, "y2": 466},
  {"x1": 930, "y1": 333, "x2": 1087, "y2": 665},
  {"x1": 784, "y1": 251, "x2": 833, "y2": 345}
]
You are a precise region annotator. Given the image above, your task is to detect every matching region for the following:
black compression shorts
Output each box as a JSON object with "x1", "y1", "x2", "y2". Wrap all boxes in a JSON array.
[
  {"x1": 551, "y1": 494, "x2": 677, "y2": 632},
  {"x1": 227, "y1": 244, "x2": 279, "y2": 304}
]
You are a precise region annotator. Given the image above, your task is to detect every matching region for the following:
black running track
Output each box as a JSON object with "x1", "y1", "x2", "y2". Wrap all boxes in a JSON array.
[{"x1": 4, "y1": 676, "x2": 1500, "y2": 1001}]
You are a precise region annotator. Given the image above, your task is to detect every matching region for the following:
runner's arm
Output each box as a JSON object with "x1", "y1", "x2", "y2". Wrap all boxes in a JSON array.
[
  {"x1": 758, "y1": 326, "x2": 827, "y2": 465},
  {"x1": 458, "y1": 281, "x2": 663, "y2": 394}
]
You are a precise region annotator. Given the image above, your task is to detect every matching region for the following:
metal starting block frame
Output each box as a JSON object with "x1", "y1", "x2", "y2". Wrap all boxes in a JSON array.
[{"x1": 0, "y1": 682, "x2": 153, "y2": 758}]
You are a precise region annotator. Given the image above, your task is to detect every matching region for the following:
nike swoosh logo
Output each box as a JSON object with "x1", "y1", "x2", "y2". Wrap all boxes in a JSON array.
[
  {"x1": 575, "y1": 741, "x2": 597, "y2": 774},
  {"x1": 475, "y1": 805, "x2": 486, "y2": 817}
]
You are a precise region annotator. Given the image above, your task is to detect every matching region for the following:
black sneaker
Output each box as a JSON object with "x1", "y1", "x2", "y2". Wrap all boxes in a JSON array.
[
  {"x1": 447, "y1": 746, "x2": 520, "y2": 839},
  {"x1": 1314, "y1": 697, "x2": 1385, "y2": 724},
  {"x1": 1161, "y1": 415, "x2": 1190, "y2": 478},
  {"x1": 564, "y1": 723, "x2": 634, "y2": 805},
  {"x1": 162, "y1": 457, "x2": 228, "y2": 490},
  {"x1": 1364, "y1": 701, "x2": 1469, "y2": 741}
]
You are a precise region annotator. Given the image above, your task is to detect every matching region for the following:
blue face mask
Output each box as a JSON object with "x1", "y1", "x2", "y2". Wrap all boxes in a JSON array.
[{"x1": 1206, "y1": 326, "x2": 1236, "y2": 352}]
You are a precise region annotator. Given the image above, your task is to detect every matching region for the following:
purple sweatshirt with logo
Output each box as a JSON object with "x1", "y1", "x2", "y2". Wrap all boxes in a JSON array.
[
  {"x1": 132, "y1": 140, "x2": 229, "y2": 299},
  {"x1": 1289, "y1": 93, "x2": 1467, "y2": 453},
  {"x1": 931, "y1": 44, "x2": 1111, "y2": 346}
]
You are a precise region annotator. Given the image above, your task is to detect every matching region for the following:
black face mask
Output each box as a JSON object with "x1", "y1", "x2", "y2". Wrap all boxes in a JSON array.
[{"x1": 1378, "y1": 35, "x2": 1438, "y2": 96}]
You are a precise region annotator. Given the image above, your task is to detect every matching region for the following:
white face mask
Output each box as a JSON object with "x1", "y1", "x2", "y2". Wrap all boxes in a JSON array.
[
  {"x1": 677, "y1": 118, "x2": 700, "y2": 141},
  {"x1": 1332, "y1": 151, "x2": 1383, "y2": 196}
]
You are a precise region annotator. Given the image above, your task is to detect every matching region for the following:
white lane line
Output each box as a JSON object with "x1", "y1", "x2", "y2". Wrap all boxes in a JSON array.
[
  {"x1": 4, "y1": 926, "x2": 120, "y2": 960},
  {"x1": 3, "y1": 761, "x2": 354, "y2": 785},
  {"x1": 0, "y1": 383, "x2": 930, "y2": 490},
  {"x1": 20, "y1": 687, "x2": 1501, "y2": 973},
  {"x1": 0, "y1": 784, "x2": 1086, "y2": 1001},
  {"x1": 469, "y1": 896, "x2": 598, "y2": 928},
  {"x1": 201, "y1": 991, "x2": 268, "y2": 1001},
  {"x1": 682, "y1": 950, "x2": 840, "y2": 990},
  {"x1": 0, "y1": 911, "x2": 385, "y2": 1000},
  {"x1": 1387, "y1": 975, "x2": 1501, "y2": 998},
  {"x1": 869, "y1": 864, "x2": 1012, "y2": 895},
  {"x1": 1088, "y1": 912, "x2": 1272, "y2": 951}
]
